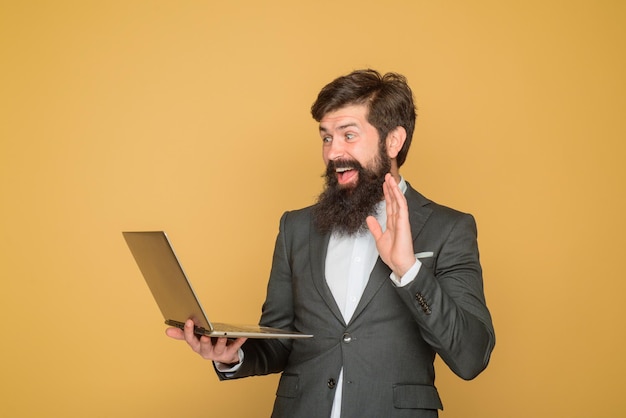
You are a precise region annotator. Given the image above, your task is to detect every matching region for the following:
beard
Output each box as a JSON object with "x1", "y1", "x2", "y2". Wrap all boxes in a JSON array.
[{"x1": 313, "y1": 148, "x2": 391, "y2": 236}]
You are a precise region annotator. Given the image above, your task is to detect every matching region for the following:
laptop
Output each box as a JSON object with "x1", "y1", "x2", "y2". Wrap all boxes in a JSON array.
[{"x1": 123, "y1": 231, "x2": 312, "y2": 339}]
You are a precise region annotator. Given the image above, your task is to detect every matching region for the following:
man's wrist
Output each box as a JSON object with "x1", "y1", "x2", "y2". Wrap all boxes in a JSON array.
[{"x1": 390, "y1": 258, "x2": 422, "y2": 287}]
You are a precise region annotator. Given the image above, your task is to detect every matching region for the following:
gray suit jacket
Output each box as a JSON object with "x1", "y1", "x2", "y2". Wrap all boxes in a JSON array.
[{"x1": 220, "y1": 183, "x2": 495, "y2": 418}]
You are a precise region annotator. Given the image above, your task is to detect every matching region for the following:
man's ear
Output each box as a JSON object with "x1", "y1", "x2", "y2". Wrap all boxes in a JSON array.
[{"x1": 385, "y1": 126, "x2": 407, "y2": 159}]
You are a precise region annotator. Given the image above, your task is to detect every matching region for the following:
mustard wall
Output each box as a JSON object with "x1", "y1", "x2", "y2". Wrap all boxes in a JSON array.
[{"x1": 1, "y1": 1, "x2": 625, "y2": 417}]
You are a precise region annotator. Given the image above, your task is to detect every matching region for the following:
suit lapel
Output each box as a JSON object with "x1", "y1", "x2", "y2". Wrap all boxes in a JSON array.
[
  {"x1": 348, "y1": 257, "x2": 391, "y2": 324},
  {"x1": 405, "y1": 184, "x2": 433, "y2": 241}
]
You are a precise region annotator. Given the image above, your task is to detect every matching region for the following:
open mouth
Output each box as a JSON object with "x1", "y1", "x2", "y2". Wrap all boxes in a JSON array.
[{"x1": 335, "y1": 166, "x2": 358, "y2": 185}]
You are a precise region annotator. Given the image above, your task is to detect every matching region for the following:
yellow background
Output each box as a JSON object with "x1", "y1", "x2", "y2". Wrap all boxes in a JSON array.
[{"x1": 1, "y1": 1, "x2": 625, "y2": 417}]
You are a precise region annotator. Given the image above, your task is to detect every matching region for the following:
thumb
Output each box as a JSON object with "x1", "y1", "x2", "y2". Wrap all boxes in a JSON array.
[{"x1": 366, "y1": 216, "x2": 383, "y2": 240}]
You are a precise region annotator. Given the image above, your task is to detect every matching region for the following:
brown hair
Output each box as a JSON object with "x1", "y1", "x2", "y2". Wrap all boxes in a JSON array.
[{"x1": 311, "y1": 69, "x2": 416, "y2": 167}]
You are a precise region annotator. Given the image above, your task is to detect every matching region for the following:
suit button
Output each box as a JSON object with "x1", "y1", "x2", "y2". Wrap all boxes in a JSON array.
[
  {"x1": 342, "y1": 333, "x2": 352, "y2": 343},
  {"x1": 327, "y1": 378, "x2": 336, "y2": 389}
]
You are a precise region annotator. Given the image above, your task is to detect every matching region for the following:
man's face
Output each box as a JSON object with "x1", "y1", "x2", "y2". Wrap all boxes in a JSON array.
[
  {"x1": 313, "y1": 104, "x2": 392, "y2": 235},
  {"x1": 319, "y1": 104, "x2": 384, "y2": 188}
]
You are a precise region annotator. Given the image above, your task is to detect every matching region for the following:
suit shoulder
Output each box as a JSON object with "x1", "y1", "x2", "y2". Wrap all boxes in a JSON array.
[
  {"x1": 407, "y1": 185, "x2": 476, "y2": 223},
  {"x1": 278, "y1": 205, "x2": 315, "y2": 228},
  {"x1": 428, "y1": 199, "x2": 474, "y2": 220}
]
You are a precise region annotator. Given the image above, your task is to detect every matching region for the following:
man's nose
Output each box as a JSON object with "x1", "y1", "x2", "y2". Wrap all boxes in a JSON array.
[{"x1": 326, "y1": 138, "x2": 345, "y2": 161}]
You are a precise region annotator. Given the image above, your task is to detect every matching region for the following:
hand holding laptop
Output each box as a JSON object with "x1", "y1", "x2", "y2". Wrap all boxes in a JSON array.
[
  {"x1": 123, "y1": 231, "x2": 311, "y2": 339},
  {"x1": 166, "y1": 319, "x2": 246, "y2": 364}
]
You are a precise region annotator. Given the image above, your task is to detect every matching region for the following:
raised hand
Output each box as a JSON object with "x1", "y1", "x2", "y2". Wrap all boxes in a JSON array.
[{"x1": 366, "y1": 173, "x2": 415, "y2": 277}]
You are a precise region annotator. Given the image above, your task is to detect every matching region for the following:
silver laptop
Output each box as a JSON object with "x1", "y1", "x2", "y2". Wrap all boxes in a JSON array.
[{"x1": 123, "y1": 231, "x2": 312, "y2": 339}]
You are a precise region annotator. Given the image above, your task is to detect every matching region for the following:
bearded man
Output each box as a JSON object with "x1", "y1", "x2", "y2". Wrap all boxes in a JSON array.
[{"x1": 167, "y1": 69, "x2": 495, "y2": 418}]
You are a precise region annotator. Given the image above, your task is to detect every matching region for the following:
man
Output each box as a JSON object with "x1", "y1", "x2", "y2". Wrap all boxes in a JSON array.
[{"x1": 167, "y1": 69, "x2": 495, "y2": 417}]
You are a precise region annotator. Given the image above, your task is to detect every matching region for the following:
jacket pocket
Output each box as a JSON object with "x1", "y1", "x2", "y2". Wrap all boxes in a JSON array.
[
  {"x1": 276, "y1": 373, "x2": 299, "y2": 399},
  {"x1": 415, "y1": 252, "x2": 436, "y2": 269},
  {"x1": 392, "y1": 384, "x2": 443, "y2": 410}
]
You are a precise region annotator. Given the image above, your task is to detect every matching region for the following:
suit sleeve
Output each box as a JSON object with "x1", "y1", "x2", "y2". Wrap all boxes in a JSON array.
[
  {"x1": 216, "y1": 212, "x2": 294, "y2": 380},
  {"x1": 395, "y1": 212, "x2": 495, "y2": 380}
]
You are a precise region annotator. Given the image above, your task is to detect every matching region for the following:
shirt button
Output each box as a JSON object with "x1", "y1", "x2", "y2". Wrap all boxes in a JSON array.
[{"x1": 327, "y1": 378, "x2": 336, "y2": 389}]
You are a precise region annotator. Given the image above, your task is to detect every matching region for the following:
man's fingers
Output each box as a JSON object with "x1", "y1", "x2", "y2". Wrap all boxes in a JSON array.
[
  {"x1": 384, "y1": 174, "x2": 408, "y2": 223},
  {"x1": 230, "y1": 337, "x2": 248, "y2": 352},
  {"x1": 211, "y1": 337, "x2": 247, "y2": 353},
  {"x1": 169, "y1": 319, "x2": 248, "y2": 363},
  {"x1": 199, "y1": 337, "x2": 247, "y2": 363},
  {"x1": 182, "y1": 319, "x2": 203, "y2": 351},
  {"x1": 211, "y1": 337, "x2": 230, "y2": 354},
  {"x1": 165, "y1": 327, "x2": 185, "y2": 340}
]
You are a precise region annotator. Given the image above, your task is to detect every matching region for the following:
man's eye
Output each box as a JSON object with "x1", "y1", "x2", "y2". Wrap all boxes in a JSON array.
[
  {"x1": 346, "y1": 133, "x2": 356, "y2": 140},
  {"x1": 322, "y1": 136, "x2": 332, "y2": 143}
]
